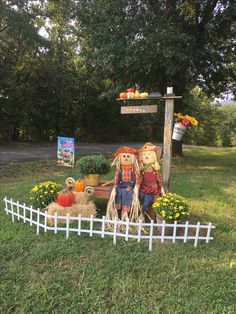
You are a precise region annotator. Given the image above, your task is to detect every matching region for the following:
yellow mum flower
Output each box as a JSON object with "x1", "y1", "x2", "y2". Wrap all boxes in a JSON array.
[
  {"x1": 175, "y1": 213, "x2": 180, "y2": 218},
  {"x1": 161, "y1": 210, "x2": 166, "y2": 217}
]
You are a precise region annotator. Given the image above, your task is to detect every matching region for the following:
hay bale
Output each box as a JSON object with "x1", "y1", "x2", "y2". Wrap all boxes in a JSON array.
[
  {"x1": 47, "y1": 201, "x2": 97, "y2": 225},
  {"x1": 73, "y1": 191, "x2": 89, "y2": 204}
]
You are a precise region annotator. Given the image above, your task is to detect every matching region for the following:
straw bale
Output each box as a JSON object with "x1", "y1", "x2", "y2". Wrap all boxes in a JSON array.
[{"x1": 47, "y1": 201, "x2": 97, "y2": 225}]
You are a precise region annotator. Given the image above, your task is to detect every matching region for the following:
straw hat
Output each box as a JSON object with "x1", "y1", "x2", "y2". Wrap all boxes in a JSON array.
[
  {"x1": 138, "y1": 142, "x2": 162, "y2": 161},
  {"x1": 114, "y1": 146, "x2": 138, "y2": 157}
]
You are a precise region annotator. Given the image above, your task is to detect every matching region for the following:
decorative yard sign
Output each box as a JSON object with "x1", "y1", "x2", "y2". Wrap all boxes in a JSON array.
[
  {"x1": 57, "y1": 136, "x2": 75, "y2": 167},
  {"x1": 121, "y1": 105, "x2": 158, "y2": 114}
]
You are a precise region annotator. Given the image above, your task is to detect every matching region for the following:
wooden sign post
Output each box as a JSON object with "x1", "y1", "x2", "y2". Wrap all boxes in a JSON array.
[
  {"x1": 117, "y1": 87, "x2": 182, "y2": 192},
  {"x1": 162, "y1": 88, "x2": 182, "y2": 192}
]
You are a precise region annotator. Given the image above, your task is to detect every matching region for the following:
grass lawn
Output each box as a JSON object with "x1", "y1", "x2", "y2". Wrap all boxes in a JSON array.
[{"x1": 0, "y1": 146, "x2": 235, "y2": 314}]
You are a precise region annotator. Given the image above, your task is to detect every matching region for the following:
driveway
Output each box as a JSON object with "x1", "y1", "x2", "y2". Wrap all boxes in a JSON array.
[{"x1": 0, "y1": 143, "x2": 159, "y2": 165}]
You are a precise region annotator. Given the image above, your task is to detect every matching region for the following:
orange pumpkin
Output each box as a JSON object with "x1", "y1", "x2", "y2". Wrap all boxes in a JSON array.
[
  {"x1": 119, "y1": 92, "x2": 127, "y2": 99},
  {"x1": 74, "y1": 179, "x2": 86, "y2": 192},
  {"x1": 57, "y1": 191, "x2": 75, "y2": 207}
]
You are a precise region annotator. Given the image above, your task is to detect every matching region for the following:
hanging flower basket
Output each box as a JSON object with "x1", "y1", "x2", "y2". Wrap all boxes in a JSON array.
[
  {"x1": 172, "y1": 113, "x2": 198, "y2": 141},
  {"x1": 172, "y1": 123, "x2": 187, "y2": 141}
]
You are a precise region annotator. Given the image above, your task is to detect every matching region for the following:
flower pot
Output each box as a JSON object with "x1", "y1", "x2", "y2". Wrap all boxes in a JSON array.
[
  {"x1": 172, "y1": 123, "x2": 187, "y2": 141},
  {"x1": 85, "y1": 174, "x2": 100, "y2": 186}
]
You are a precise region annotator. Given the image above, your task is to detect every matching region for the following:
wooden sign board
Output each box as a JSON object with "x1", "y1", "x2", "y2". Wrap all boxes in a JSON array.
[{"x1": 121, "y1": 105, "x2": 157, "y2": 114}]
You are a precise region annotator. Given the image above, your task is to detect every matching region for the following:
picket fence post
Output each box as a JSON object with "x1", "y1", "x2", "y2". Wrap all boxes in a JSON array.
[
  {"x1": 206, "y1": 223, "x2": 212, "y2": 243},
  {"x1": 161, "y1": 220, "x2": 166, "y2": 243},
  {"x1": 17, "y1": 201, "x2": 20, "y2": 221},
  {"x1": 66, "y1": 213, "x2": 70, "y2": 239},
  {"x1": 90, "y1": 215, "x2": 93, "y2": 237},
  {"x1": 10, "y1": 198, "x2": 14, "y2": 222},
  {"x1": 30, "y1": 205, "x2": 33, "y2": 225},
  {"x1": 137, "y1": 219, "x2": 142, "y2": 243},
  {"x1": 54, "y1": 212, "x2": 58, "y2": 234},
  {"x1": 23, "y1": 203, "x2": 26, "y2": 223},
  {"x1": 149, "y1": 220, "x2": 154, "y2": 251},
  {"x1": 172, "y1": 220, "x2": 177, "y2": 243},
  {"x1": 36, "y1": 208, "x2": 40, "y2": 235},
  {"x1": 78, "y1": 214, "x2": 81, "y2": 236},
  {"x1": 44, "y1": 211, "x2": 47, "y2": 232},
  {"x1": 194, "y1": 222, "x2": 201, "y2": 247},
  {"x1": 125, "y1": 218, "x2": 129, "y2": 241},
  {"x1": 184, "y1": 221, "x2": 189, "y2": 243},
  {"x1": 113, "y1": 217, "x2": 117, "y2": 245},
  {"x1": 101, "y1": 216, "x2": 105, "y2": 238}
]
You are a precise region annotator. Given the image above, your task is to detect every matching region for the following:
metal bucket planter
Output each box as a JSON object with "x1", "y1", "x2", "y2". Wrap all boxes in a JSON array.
[
  {"x1": 85, "y1": 174, "x2": 100, "y2": 186},
  {"x1": 172, "y1": 123, "x2": 187, "y2": 141}
]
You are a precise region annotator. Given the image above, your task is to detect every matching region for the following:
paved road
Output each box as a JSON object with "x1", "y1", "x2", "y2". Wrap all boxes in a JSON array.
[{"x1": 0, "y1": 143, "x2": 159, "y2": 165}]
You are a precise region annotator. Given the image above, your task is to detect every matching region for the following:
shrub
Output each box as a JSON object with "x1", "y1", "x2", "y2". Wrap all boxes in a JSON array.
[{"x1": 77, "y1": 155, "x2": 110, "y2": 175}]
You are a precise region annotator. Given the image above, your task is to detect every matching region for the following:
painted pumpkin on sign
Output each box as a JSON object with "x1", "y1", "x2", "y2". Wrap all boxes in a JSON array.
[
  {"x1": 57, "y1": 191, "x2": 75, "y2": 207},
  {"x1": 74, "y1": 179, "x2": 86, "y2": 192}
]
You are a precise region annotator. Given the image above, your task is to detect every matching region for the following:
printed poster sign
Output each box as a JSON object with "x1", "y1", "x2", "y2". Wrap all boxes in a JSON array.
[{"x1": 57, "y1": 136, "x2": 75, "y2": 167}]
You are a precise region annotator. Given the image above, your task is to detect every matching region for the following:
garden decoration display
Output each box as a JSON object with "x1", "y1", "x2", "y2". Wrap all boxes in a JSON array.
[
  {"x1": 77, "y1": 155, "x2": 110, "y2": 186},
  {"x1": 106, "y1": 146, "x2": 140, "y2": 221},
  {"x1": 135, "y1": 143, "x2": 164, "y2": 222},
  {"x1": 29, "y1": 181, "x2": 62, "y2": 210},
  {"x1": 172, "y1": 113, "x2": 198, "y2": 141},
  {"x1": 47, "y1": 177, "x2": 97, "y2": 225}
]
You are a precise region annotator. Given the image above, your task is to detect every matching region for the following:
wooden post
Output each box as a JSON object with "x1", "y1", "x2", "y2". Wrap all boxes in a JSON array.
[
  {"x1": 163, "y1": 94, "x2": 174, "y2": 192},
  {"x1": 162, "y1": 87, "x2": 182, "y2": 191}
]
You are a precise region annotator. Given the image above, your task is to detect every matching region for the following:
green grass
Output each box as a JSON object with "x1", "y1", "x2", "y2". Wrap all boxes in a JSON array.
[{"x1": 0, "y1": 146, "x2": 236, "y2": 314}]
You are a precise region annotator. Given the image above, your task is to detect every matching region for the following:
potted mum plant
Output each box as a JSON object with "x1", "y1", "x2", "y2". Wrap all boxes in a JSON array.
[
  {"x1": 172, "y1": 113, "x2": 198, "y2": 141},
  {"x1": 77, "y1": 154, "x2": 110, "y2": 186},
  {"x1": 152, "y1": 192, "x2": 191, "y2": 235}
]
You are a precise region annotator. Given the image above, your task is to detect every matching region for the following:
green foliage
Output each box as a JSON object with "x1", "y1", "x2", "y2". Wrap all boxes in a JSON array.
[
  {"x1": 182, "y1": 87, "x2": 236, "y2": 147},
  {"x1": 153, "y1": 192, "x2": 190, "y2": 222},
  {"x1": 77, "y1": 155, "x2": 110, "y2": 175},
  {"x1": 29, "y1": 181, "x2": 62, "y2": 209},
  {"x1": 0, "y1": 0, "x2": 235, "y2": 145}
]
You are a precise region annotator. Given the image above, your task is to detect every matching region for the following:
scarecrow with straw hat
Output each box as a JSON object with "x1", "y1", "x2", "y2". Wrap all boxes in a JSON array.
[
  {"x1": 137, "y1": 142, "x2": 165, "y2": 220},
  {"x1": 106, "y1": 146, "x2": 140, "y2": 221}
]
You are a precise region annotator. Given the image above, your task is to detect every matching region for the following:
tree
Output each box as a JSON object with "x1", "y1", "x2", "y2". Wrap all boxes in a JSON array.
[{"x1": 77, "y1": 0, "x2": 236, "y2": 152}]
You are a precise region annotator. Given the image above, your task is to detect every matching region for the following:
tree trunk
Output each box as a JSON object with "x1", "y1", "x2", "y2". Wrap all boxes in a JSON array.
[{"x1": 172, "y1": 140, "x2": 183, "y2": 157}]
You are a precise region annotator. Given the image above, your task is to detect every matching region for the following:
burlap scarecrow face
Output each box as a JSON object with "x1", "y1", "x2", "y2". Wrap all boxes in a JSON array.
[
  {"x1": 138, "y1": 142, "x2": 162, "y2": 171},
  {"x1": 140, "y1": 151, "x2": 157, "y2": 164},
  {"x1": 120, "y1": 153, "x2": 134, "y2": 165}
]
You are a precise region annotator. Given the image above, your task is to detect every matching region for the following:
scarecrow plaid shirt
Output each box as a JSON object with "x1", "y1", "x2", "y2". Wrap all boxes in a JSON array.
[{"x1": 114, "y1": 166, "x2": 140, "y2": 186}]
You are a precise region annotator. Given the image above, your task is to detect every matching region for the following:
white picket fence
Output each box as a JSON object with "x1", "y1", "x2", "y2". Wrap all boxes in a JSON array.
[{"x1": 3, "y1": 197, "x2": 215, "y2": 251}]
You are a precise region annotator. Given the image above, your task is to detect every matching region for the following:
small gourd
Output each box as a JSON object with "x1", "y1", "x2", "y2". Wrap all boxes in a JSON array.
[
  {"x1": 140, "y1": 92, "x2": 149, "y2": 98},
  {"x1": 134, "y1": 90, "x2": 141, "y2": 98},
  {"x1": 74, "y1": 179, "x2": 86, "y2": 192}
]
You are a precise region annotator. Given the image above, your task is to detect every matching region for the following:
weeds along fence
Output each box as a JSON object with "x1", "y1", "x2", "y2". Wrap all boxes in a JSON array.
[{"x1": 3, "y1": 197, "x2": 215, "y2": 251}]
